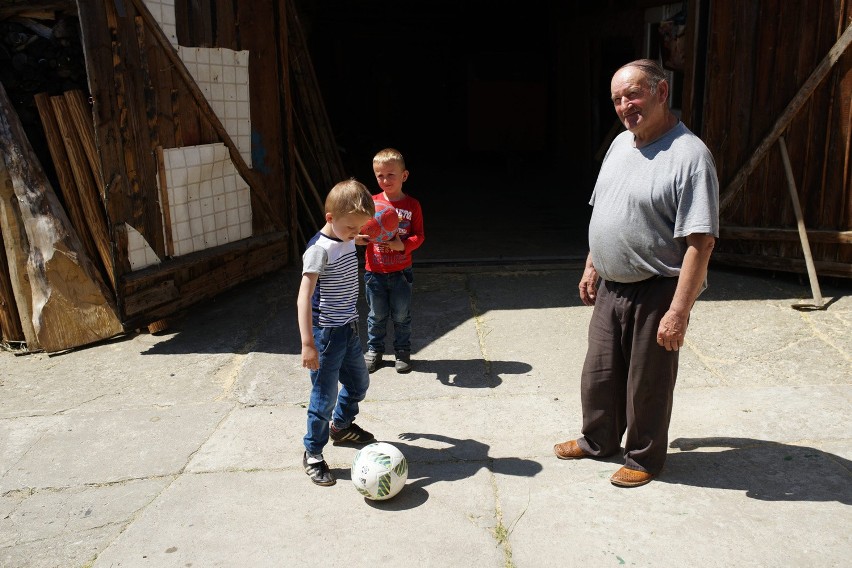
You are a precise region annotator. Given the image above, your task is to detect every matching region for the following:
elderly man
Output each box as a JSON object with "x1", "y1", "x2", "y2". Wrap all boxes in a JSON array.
[{"x1": 554, "y1": 59, "x2": 719, "y2": 487}]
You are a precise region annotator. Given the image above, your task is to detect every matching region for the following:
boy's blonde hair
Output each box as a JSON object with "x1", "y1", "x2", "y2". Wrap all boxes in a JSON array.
[
  {"x1": 325, "y1": 178, "x2": 375, "y2": 217},
  {"x1": 373, "y1": 147, "x2": 406, "y2": 170}
]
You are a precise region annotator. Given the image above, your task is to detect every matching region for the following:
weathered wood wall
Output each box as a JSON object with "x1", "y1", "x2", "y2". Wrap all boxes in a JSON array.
[
  {"x1": 702, "y1": 0, "x2": 852, "y2": 277},
  {"x1": 76, "y1": 0, "x2": 293, "y2": 327}
]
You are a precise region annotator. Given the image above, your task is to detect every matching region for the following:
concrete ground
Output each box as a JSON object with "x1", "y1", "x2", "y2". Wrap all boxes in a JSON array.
[{"x1": 0, "y1": 262, "x2": 850, "y2": 567}]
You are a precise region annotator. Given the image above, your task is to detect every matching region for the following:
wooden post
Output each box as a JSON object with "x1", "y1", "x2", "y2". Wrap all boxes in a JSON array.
[{"x1": 778, "y1": 136, "x2": 823, "y2": 308}]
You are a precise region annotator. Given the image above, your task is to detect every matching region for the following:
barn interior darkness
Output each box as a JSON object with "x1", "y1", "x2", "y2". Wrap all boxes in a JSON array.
[{"x1": 298, "y1": 0, "x2": 645, "y2": 261}]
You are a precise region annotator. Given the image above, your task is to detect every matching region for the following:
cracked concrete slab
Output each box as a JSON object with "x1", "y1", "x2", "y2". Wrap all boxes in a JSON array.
[{"x1": 0, "y1": 264, "x2": 849, "y2": 567}]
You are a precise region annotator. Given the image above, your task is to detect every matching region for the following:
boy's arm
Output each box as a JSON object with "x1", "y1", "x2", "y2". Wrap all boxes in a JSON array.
[
  {"x1": 297, "y1": 272, "x2": 320, "y2": 370},
  {"x1": 401, "y1": 200, "x2": 425, "y2": 255}
]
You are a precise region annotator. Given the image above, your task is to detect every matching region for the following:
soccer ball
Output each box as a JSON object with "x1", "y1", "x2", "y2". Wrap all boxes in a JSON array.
[
  {"x1": 351, "y1": 442, "x2": 408, "y2": 500},
  {"x1": 360, "y1": 201, "x2": 399, "y2": 243}
]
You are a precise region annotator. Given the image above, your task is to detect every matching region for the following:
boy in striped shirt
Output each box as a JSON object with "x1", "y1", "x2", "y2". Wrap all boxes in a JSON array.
[{"x1": 297, "y1": 179, "x2": 377, "y2": 486}]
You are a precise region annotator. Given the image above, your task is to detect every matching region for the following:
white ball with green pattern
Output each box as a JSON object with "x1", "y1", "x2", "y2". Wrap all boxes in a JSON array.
[{"x1": 351, "y1": 442, "x2": 408, "y2": 500}]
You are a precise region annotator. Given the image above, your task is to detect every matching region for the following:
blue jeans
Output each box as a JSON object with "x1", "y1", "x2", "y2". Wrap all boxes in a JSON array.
[
  {"x1": 364, "y1": 268, "x2": 413, "y2": 354},
  {"x1": 303, "y1": 321, "x2": 370, "y2": 454}
]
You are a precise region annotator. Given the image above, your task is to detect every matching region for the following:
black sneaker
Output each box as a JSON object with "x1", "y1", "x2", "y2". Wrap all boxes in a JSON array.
[
  {"x1": 364, "y1": 350, "x2": 381, "y2": 373},
  {"x1": 330, "y1": 422, "x2": 376, "y2": 445},
  {"x1": 303, "y1": 452, "x2": 336, "y2": 486},
  {"x1": 395, "y1": 351, "x2": 412, "y2": 374}
]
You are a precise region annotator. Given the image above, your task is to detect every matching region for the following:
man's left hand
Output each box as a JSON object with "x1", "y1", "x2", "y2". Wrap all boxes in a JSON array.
[{"x1": 657, "y1": 309, "x2": 688, "y2": 351}]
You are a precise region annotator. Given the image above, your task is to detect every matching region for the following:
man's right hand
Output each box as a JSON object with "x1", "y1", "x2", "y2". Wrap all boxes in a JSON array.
[{"x1": 579, "y1": 254, "x2": 598, "y2": 306}]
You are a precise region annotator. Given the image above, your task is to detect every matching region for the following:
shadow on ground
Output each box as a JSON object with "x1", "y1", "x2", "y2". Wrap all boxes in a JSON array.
[
  {"x1": 136, "y1": 264, "x2": 852, "y2": 358},
  {"x1": 332, "y1": 431, "x2": 544, "y2": 511},
  {"x1": 368, "y1": 358, "x2": 532, "y2": 388},
  {"x1": 662, "y1": 437, "x2": 852, "y2": 503}
]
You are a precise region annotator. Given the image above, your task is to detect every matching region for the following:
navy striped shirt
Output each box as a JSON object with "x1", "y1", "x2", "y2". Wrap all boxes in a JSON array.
[{"x1": 302, "y1": 231, "x2": 360, "y2": 327}]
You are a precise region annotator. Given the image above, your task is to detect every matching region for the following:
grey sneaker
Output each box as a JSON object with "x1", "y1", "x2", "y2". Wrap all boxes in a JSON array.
[
  {"x1": 395, "y1": 351, "x2": 412, "y2": 374},
  {"x1": 364, "y1": 350, "x2": 381, "y2": 373},
  {"x1": 303, "y1": 451, "x2": 336, "y2": 486},
  {"x1": 330, "y1": 422, "x2": 375, "y2": 445}
]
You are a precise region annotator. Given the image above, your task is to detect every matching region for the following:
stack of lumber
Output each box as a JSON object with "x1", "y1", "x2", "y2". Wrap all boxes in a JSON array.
[{"x1": 0, "y1": 81, "x2": 123, "y2": 353}]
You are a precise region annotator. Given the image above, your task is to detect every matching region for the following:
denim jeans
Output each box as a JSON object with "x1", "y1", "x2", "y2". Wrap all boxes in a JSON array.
[
  {"x1": 303, "y1": 321, "x2": 370, "y2": 454},
  {"x1": 364, "y1": 268, "x2": 413, "y2": 354}
]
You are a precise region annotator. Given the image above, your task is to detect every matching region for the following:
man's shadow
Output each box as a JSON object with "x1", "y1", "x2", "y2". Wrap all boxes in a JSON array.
[
  {"x1": 374, "y1": 358, "x2": 532, "y2": 388},
  {"x1": 336, "y1": 432, "x2": 543, "y2": 510},
  {"x1": 662, "y1": 437, "x2": 851, "y2": 503}
]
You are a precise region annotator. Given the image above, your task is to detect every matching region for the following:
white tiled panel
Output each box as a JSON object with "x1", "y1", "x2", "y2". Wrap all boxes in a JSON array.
[
  {"x1": 125, "y1": 223, "x2": 162, "y2": 271},
  {"x1": 178, "y1": 47, "x2": 253, "y2": 168},
  {"x1": 160, "y1": 143, "x2": 253, "y2": 257},
  {"x1": 141, "y1": 0, "x2": 178, "y2": 46}
]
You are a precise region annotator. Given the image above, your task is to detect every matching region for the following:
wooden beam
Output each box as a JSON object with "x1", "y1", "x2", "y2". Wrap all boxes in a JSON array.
[
  {"x1": 720, "y1": 226, "x2": 852, "y2": 244},
  {"x1": 34, "y1": 93, "x2": 102, "y2": 268},
  {"x1": 50, "y1": 95, "x2": 117, "y2": 293},
  {"x1": 64, "y1": 90, "x2": 106, "y2": 191},
  {"x1": 120, "y1": 232, "x2": 289, "y2": 327},
  {"x1": 0, "y1": 227, "x2": 24, "y2": 344},
  {"x1": 0, "y1": 159, "x2": 37, "y2": 348},
  {"x1": 779, "y1": 136, "x2": 822, "y2": 306},
  {"x1": 720, "y1": 22, "x2": 852, "y2": 212},
  {"x1": 712, "y1": 252, "x2": 852, "y2": 279}
]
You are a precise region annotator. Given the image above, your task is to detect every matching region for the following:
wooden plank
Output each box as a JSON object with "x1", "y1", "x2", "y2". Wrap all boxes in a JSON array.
[
  {"x1": 236, "y1": 0, "x2": 286, "y2": 223},
  {"x1": 720, "y1": 226, "x2": 852, "y2": 244},
  {"x1": 123, "y1": 279, "x2": 179, "y2": 317},
  {"x1": 719, "y1": 21, "x2": 852, "y2": 212},
  {"x1": 779, "y1": 136, "x2": 823, "y2": 306},
  {"x1": 277, "y1": 0, "x2": 298, "y2": 256},
  {"x1": 64, "y1": 90, "x2": 105, "y2": 191},
  {"x1": 215, "y1": 0, "x2": 237, "y2": 48},
  {"x1": 0, "y1": 159, "x2": 35, "y2": 347},
  {"x1": 51, "y1": 95, "x2": 117, "y2": 293},
  {"x1": 174, "y1": 0, "x2": 191, "y2": 45},
  {"x1": 120, "y1": 232, "x2": 289, "y2": 327},
  {"x1": 0, "y1": 226, "x2": 25, "y2": 344},
  {"x1": 34, "y1": 93, "x2": 101, "y2": 268},
  {"x1": 712, "y1": 252, "x2": 852, "y2": 279},
  {"x1": 197, "y1": 0, "x2": 214, "y2": 47},
  {"x1": 726, "y1": 0, "x2": 760, "y2": 240},
  {"x1": 134, "y1": 15, "x2": 167, "y2": 256},
  {"x1": 821, "y1": 2, "x2": 852, "y2": 267},
  {"x1": 111, "y1": 3, "x2": 161, "y2": 263},
  {"x1": 77, "y1": 1, "x2": 135, "y2": 291},
  {"x1": 0, "y1": 82, "x2": 124, "y2": 353},
  {"x1": 750, "y1": 0, "x2": 783, "y2": 232},
  {"x1": 152, "y1": 45, "x2": 176, "y2": 150},
  {"x1": 702, "y1": 0, "x2": 737, "y2": 193},
  {"x1": 155, "y1": 146, "x2": 175, "y2": 257}
]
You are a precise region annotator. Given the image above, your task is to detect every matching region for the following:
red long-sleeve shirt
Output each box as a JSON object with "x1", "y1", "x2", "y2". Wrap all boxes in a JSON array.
[{"x1": 364, "y1": 193, "x2": 424, "y2": 273}]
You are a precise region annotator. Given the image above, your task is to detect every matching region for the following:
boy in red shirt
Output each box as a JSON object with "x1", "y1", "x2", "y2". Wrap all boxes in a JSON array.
[{"x1": 362, "y1": 148, "x2": 425, "y2": 373}]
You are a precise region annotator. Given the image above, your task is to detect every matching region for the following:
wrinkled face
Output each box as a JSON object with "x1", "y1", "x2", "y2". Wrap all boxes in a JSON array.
[
  {"x1": 327, "y1": 212, "x2": 371, "y2": 241},
  {"x1": 373, "y1": 161, "x2": 408, "y2": 199},
  {"x1": 610, "y1": 67, "x2": 667, "y2": 140}
]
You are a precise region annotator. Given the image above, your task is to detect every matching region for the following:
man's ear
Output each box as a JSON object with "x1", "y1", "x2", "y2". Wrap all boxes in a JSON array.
[{"x1": 658, "y1": 79, "x2": 670, "y2": 105}]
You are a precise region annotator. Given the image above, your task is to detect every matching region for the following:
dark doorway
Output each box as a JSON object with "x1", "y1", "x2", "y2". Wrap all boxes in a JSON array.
[{"x1": 298, "y1": 0, "x2": 643, "y2": 262}]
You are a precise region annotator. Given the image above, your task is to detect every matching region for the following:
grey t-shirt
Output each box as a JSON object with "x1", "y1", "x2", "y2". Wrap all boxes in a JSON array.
[{"x1": 588, "y1": 121, "x2": 719, "y2": 283}]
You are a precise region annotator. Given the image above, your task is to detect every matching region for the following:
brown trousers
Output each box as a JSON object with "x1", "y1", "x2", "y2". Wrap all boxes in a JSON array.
[{"x1": 577, "y1": 277, "x2": 679, "y2": 474}]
